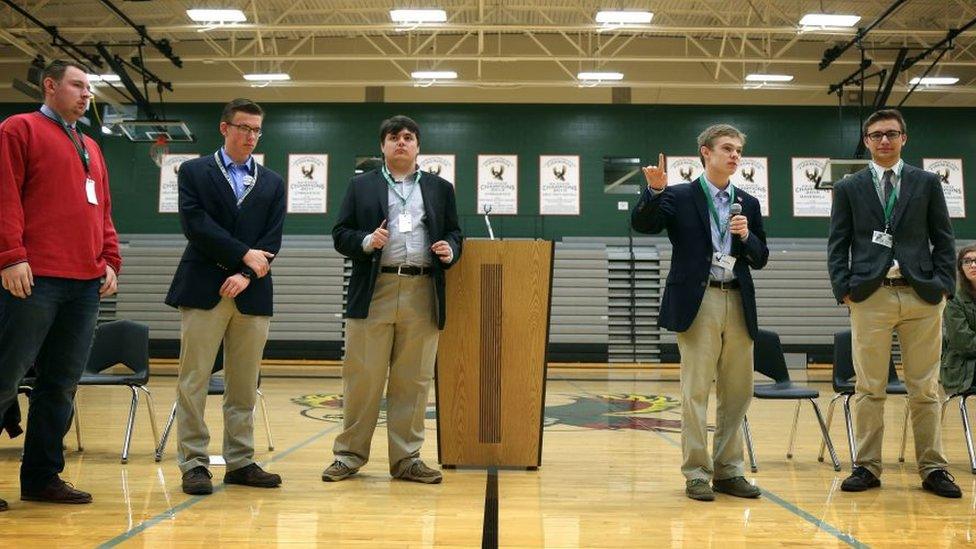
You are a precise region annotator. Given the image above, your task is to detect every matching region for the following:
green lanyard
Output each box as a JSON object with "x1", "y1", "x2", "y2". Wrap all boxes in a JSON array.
[
  {"x1": 40, "y1": 108, "x2": 89, "y2": 174},
  {"x1": 872, "y1": 168, "x2": 899, "y2": 229},
  {"x1": 698, "y1": 176, "x2": 735, "y2": 245},
  {"x1": 381, "y1": 164, "x2": 420, "y2": 205}
]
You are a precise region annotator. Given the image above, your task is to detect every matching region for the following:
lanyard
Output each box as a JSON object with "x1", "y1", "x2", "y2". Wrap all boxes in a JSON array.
[
  {"x1": 213, "y1": 151, "x2": 258, "y2": 206},
  {"x1": 381, "y1": 164, "x2": 421, "y2": 205},
  {"x1": 698, "y1": 176, "x2": 735, "y2": 246},
  {"x1": 871, "y1": 168, "x2": 899, "y2": 229},
  {"x1": 40, "y1": 109, "x2": 89, "y2": 174}
]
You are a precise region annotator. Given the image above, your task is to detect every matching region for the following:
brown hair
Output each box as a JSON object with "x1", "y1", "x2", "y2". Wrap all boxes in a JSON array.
[
  {"x1": 957, "y1": 244, "x2": 976, "y2": 298},
  {"x1": 41, "y1": 60, "x2": 87, "y2": 84},
  {"x1": 697, "y1": 124, "x2": 746, "y2": 166},
  {"x1": 862, "y1": 108, "x2": 906, "y2": 135},
  {"x1": 220, "y1": 98, "x2": 264, "y2": 123}
]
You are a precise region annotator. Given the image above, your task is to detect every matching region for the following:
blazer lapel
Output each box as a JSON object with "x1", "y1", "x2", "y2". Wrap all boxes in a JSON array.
[
  {"x1": 856, "y1": 169, "x2": 886, "y2": 226},
  {"x1": 889, "y1": 165, "x2": 919, "y2": 230},
  {"x1": 373, "y1": 170, "x2": 389, "y2": 221},
  {"x1": 690, "y1": 181, "x2": 710, "y2": 237},
  {"x1": 207, "y1": 156, "x2": 241, "y2": 213},
  {"x1": 418, "y1": 172, "x2": 438, "y2": 238}
]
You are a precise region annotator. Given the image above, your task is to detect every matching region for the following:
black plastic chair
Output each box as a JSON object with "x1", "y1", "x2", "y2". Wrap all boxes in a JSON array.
[
  {"x1": 942, "y1": 379, "x2": 976, "y2": 474},
  {"x1": 76, "y1": 319, "x2": 160, "y2": 463},
  {"x1": 742, "y1": 329, "x2": 841, "y2": 472},
  {"x1": 154, "y1": 349, "x2": 273, "y2": 462},
  {"x1": 818, "y1": 330, "x2": 908, "y2": 468}
]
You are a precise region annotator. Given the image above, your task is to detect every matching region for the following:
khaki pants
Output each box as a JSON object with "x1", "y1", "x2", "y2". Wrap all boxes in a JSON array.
[
  {"x1": 176, "y1": 297, "x2": 271, "y2": 473},
  {"x1": 333, "y1": 273, "x2": 440, "y2": 473},
  {"x1": 676, "y1": 287, "x2": 754, "y2": 482},
  {"x1": 849, "y1": 285, "x2": 948, "y2": 479}
]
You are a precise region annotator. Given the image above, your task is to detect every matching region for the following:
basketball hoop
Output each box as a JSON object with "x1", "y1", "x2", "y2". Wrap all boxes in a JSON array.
[{"x1": 149, "y1": 135, "x2": 170, "y2": 167}]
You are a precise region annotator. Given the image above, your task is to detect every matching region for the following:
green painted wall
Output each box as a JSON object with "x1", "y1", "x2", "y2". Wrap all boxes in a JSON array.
[{"x1": 3, "y1": 102, "x2": 974, "y2": 238}]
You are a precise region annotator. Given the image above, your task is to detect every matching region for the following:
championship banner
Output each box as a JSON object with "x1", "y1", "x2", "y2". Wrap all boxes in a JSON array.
[
  {"x1": 539, "y1": 155, "x2": 580, "y2": 215},
  {"x1": 731, "y1": 157, "x2": 770, "y2": 217},
  {"x1": 417, "y1": 154, "x2": 455, "y2": 186},
  {"x1": 477, "y1": 154, "x2": 518, "y2": 215},
  {"x1": 158, "y1": 153, "x2": 199, "y2": 213},
  {"x1": 287, "y1": 154, "x2": 328, "y2": 213},
  {"x1": 791, "y1": 157, "x2": 831, "y2": 217},
  {"x1": 923, "y1": 158, "x2": 965, "y2": 218},
  {"x1": 665, "y1": 156, "x2": 703, "y2": 184}
]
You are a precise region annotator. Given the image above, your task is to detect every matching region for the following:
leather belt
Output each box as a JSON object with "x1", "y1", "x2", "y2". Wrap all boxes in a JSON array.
[
  {"x1": 380, "y1": 265, "x2": 432, "y2": 276},
  {"x1": 708, "y1": 279, "x2": 740, "y2": 290},
  {"x1": 881, "y1": 277, "x2": 909, "y2": 287}
]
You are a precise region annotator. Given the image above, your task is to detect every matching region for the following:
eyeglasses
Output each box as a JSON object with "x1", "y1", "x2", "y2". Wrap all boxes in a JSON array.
[
  {"x1": 865, "y1": 130, "x2": 903, "y2": 142},
  {"x1": 227, "y1": 122, "x2": 263, "y2": 138},
  {"x1": 962, "y1": 258, "x2": 976, "y2": 267}
]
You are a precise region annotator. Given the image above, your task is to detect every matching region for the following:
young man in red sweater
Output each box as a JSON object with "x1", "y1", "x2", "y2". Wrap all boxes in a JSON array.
[{"x1": 0, "y1": 60, "x2": 121, "y2": 511}]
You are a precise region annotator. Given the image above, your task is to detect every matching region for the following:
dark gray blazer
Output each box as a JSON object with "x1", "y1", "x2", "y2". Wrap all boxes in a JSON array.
[{"x1": 827, "y1": 163, "x2": 955, "y2": 304}]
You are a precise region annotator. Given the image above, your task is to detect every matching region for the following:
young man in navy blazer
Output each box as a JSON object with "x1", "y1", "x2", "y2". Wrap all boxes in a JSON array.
[
  {"x1": 631, "y1": 125, "x2": 768, "y2": 501},
  {"x1": 165, "y1": 99, "x2": 285, "y2": 495},
  {"x1": 323, "y1": 115, "x2": 462, "y2": 484},
  {"x1": 829, "y1": 109, "x2": 960, "y2": 498}
]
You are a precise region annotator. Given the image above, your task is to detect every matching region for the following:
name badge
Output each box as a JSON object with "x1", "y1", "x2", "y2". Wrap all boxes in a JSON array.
[
  {"x1": 872, "y1": 230, "x2": 893, "y2": 248},
  {"x1": 398, "y1": 212, "x2": 413, "y2": 233},
  {"x1": 85, "y1": 177, "x2": 98, "y2": 205},
  {"x1": 712, "y1": 252, "x2": 736, "y2": 271}
]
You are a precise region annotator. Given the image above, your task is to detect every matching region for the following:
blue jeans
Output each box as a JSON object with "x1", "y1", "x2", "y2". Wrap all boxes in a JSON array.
[{"x1": 0, "y1": 276, "x2": 100, "y2": 492}]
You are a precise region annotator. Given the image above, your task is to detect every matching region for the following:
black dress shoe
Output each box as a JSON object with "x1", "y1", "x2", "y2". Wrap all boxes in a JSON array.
[
  {"x1": 0, "y1": 497, "x2": 7, "y2": 511},
  {"x1": 21, "y1": 477, "x2": 92, "y2": 504},
  {"x1": 841, "y1": 466, "x2": 881, "y2": 492},
  {"x1": 224, "y1": 463, "x2": 282, "y2": 488},
  {"x1": 923, "y1": 470, "x2": 962, "y2": 499},
  {"x1": 182, "y1": 466, "x2": 213, "y2": 495}
]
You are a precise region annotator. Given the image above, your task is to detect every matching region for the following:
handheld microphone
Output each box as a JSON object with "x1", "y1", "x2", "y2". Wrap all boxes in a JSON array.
[{"x1": 729, "y1": 202, "x2": 742, "y2": 219}]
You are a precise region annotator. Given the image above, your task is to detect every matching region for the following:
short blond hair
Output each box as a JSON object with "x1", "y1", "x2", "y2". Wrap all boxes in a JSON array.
[{"x1": 697, "y1": 124, "x2": 746, "y2": 166}]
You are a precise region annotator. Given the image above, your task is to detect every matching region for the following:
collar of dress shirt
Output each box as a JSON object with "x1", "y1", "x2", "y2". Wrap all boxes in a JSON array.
[
  {"x1": 220, "y1": 147, "x2": 254, "y2": 171},
  {"x1": 870, "y1": 158, "x2": 904, "y2": 181},
  {"x1": 39, "y1": 104, "x2": 75, "y2": 129}
]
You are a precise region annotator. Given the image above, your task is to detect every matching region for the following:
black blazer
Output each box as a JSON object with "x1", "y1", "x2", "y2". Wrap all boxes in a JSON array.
[
  {"x1": 631, "y1": 182, "x2": 769, "y2": 339},
  {"x1": 828, "y1": 164, "x2": 955, "y2": 304},
  {"x1": 332, "y1": 169, "x2": 462, "y2": 330},
  {"x1": 165, "y1": 154, "x2": 286, "y2": 316}
]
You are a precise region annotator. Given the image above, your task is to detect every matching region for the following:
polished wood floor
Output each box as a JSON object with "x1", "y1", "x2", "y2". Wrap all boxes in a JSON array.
[{"x1": 1, "y1": 371, "x2": 975, "y2": 547}]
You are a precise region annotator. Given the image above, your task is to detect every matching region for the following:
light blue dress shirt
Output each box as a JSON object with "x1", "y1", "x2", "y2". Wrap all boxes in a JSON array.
[{"x1": 219, "y1": 148, "x2": 255, "y2": 202}]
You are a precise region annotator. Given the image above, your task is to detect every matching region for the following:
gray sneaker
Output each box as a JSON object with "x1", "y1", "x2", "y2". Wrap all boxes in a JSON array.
[
  {"x1": 713, "y1": 476, "x2": 761, "y2": 498},
  {"x1": 685, "y1": 478, "x2": 715, "y2": 501},
  {"x1": 393, "y1": 460, "x2": 443, "y2": 484},
  {"x1": 321, "y1": 461, "x2": 358, "y2": 482}
]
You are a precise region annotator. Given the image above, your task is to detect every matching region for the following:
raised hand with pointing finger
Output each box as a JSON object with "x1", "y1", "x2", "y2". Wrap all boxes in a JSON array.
[{"x1": 643, "y1": 153, "x2": 668, "y2": 191}]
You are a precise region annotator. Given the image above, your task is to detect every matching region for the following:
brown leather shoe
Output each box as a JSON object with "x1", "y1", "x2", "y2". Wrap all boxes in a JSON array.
[
  {"x1": 224, "y1": 463, "x2": 282, "y2": 488},
  {"x1": 21, "y1": 478, "x2": 92, "y2": 504},
  {"x1": 181, "y1": 466, "x2": 213, "y2": 495}
]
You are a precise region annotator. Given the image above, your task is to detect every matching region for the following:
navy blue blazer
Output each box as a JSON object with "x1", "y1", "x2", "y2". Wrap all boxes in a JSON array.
[
  {"x1": 631, "y1": 181, "x2": 769, "y2": 339},
  {"x1": 165, "y1": 154, "x2": 286, "y2": 316},
  {"x1": 332, "y1": 169, "x2": 462, "y2": 330},
  {"x1": 828, "y1": 163, "x2": 955, "y2": 304}
]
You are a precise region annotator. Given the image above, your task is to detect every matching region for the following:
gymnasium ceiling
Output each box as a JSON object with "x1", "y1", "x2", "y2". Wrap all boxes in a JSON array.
[{"x1": 1, "y1": 0, "x2": 975, "y2": 106}]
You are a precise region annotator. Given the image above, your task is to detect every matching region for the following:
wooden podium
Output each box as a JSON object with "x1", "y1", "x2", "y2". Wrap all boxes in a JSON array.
[{"x1": 435, "y1": 239, "x2": 553, "y2": 468}]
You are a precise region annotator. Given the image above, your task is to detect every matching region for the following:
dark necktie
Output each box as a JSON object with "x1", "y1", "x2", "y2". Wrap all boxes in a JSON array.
[{"x1": 882, "y1": 169, "x2": 894, "y2": 203}]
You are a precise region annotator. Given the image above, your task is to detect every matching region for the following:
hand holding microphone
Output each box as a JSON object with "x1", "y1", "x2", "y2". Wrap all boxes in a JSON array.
[{"x1": 729, "y1": 201, "x2": 749, "y2": 240}]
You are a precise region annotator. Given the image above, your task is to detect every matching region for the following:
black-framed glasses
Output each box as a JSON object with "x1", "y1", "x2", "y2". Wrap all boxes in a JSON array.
[
  {"x1": 865, "y1": 130, "x2": 903, "y2": 142},
  {"x1": 962, "y1": 258, "x2": 976, "y2": 267},
  {"x1": 227, "y1": 122, "x2": 263, "y2": 138}
]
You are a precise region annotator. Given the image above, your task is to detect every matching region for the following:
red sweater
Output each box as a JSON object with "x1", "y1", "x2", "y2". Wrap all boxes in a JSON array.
[{"x1": 0, "y1": 111, "x2": 121, "y2": 279}]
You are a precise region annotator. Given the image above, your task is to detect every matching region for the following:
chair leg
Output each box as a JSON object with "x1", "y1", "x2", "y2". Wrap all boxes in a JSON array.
[
  {"x1": 843, "y1": 393, "x2": 857, "y2": 470},
  {"x1": 960, "y1": 396, "x2": 976, "y2": 475},
  {"x1": 818, "y1": 394, "x2": 841, "y2": 462},
  {"x1": 257, "y1": 389, "x2": 274, "y2": 451},
  {"x1": 155, "y1": 402, "x2": 178, "y2": 462},
  {"x1": 742, "y1": 415, "x2": 758, "y2": 473},
  {"x1": 138, "y1": 385, "x2": 161, "y2": 450},
  {"x1": 898, "y1": 399, "x2": 910, "y2": 463},
  {"x1": 73, "y1": 398, "x2": 83, "y2": 452},
  {"x1": 786, "y1": 400, "x2": 801, "y2": 459},
  {"x1": 810, "y1": 399, "x2": 841, "y2": 471},
  {"x1": 121, "y1": 386, "x2": 139, "y2": 464}
]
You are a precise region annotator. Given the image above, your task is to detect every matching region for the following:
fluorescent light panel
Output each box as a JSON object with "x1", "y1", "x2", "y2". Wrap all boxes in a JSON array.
[
  {"x1": 799, "y1": 13, "x2": 861, "y2": 27},
  {"x1": 595, "y1": 10, "x2": 653, "y2": 24},
  {"x1": 577, "y1": 71, "x2": 624, "y2": 81},
  {"x1": 909, "y1": 76, "x2": 958, "y2": 85},
  {"x1": 186, "y1": 9, "x2": 247, "y2": 23},
  {"x1": 745, "y1": 73, "x2": 794, "y2": 82},
  {"x1": 243, "y1": 73, "x2": 291, "y2": 81},
  {"x1": 411, "y1": 70, "x2": 457, "y2": 79},
  {"x1": 390, "y1": 9, "x2": 447, "y2": 23},
  {"x1": 87, "y1": 74, "x2": 121, "y2": 82}
]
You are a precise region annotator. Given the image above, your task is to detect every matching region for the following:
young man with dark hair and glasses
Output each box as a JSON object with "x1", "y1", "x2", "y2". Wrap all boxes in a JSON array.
[{"x1": 828, "y1": 108, "x2": 960, "y2": 498}]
